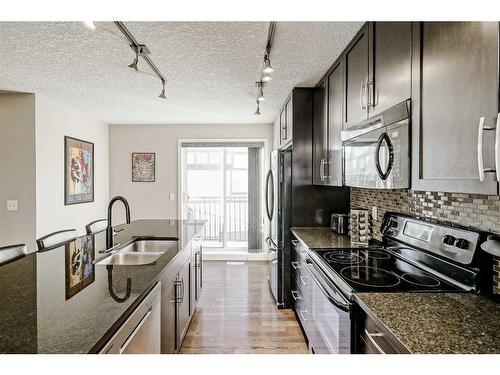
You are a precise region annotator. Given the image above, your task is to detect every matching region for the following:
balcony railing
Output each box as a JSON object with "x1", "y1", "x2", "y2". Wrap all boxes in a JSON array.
[{"x1": 187, "y1": 195, "x2": 248, "y2": 246}]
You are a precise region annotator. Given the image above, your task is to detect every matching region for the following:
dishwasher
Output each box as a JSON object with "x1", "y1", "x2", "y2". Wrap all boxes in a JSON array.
[{"x1": 100, "y1": 282, "x2": 161, "y2": 354}]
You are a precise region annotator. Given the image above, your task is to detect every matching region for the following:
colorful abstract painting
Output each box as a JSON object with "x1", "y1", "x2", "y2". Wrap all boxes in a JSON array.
[
  {"x1": 132, "y1": 152, "x2": 156, "y2": 182},
  {"x1": 65, "y1": 136, "x2": 94, "y2": 204}
]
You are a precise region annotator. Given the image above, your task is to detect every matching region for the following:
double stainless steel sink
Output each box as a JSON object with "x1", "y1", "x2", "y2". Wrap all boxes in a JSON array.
[{"x1": 97, "y1": 240, "x2": 177, "y2": 266}]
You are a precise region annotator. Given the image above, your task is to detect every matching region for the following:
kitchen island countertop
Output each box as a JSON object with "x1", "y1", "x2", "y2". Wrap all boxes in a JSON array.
[{"x1": 0, "y1": 219, "x2": 204, "y2": 354}]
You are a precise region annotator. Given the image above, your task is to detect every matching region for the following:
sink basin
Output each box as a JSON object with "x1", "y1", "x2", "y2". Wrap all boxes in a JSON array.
[{"x1": 96, "y1": 240, "x2": 178, "y2": 266}]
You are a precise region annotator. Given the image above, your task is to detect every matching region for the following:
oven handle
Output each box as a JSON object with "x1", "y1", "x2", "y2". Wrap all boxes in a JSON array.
[
  {"x1": 304, "y1": 258, "x2": 351, "y2": 312},
  {"x1": 374, "y1": 132, "x2": 394, "y2": 181}
]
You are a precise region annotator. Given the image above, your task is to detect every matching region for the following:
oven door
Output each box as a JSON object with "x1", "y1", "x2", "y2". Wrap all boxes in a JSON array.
[
  {"x1": 343, "y1": 120, "x2": 409, "y2": 189},
  {"x1": 304, "y1": 257, "x2": 352, "y2": 354}
]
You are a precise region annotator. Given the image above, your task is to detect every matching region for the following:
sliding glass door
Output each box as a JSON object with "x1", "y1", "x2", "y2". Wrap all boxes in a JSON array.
[{"x1": 181, "y1": 146, "x2": 252, "y2": 250}]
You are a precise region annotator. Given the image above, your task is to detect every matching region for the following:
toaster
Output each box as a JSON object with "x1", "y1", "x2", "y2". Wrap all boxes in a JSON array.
[{"x1": 330, "y1": 213, "x2": 348, "y2": 234}]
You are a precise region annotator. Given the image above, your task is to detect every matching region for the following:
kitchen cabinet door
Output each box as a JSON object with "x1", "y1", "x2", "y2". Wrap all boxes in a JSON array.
[
  {"x1": 160, "y1": 279, "x2": 176, "y2": 354},
  {"x1": 343, "y1": 23, "x2": 369, "y2": 129},
  {"x1": 176, "y1": 259, "x2": 191, "y2": 349},
  {"x1": 369, "y1": 22, "x2": 412, "y2": 116},
  {"x1": 411, "y1": 22, "x2": 499, "y2": 194},
  {"x1": 327, "y1": 61, "x2": 344, "y2": 187},
  {"x1": 313, "y1": 79, "x2": 328, "y2": 185}
]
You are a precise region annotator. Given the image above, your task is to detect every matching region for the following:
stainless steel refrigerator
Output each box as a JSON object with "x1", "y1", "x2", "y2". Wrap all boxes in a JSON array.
[{"x1": 266, "y1": 146, "x2": 350, "y2": 308}]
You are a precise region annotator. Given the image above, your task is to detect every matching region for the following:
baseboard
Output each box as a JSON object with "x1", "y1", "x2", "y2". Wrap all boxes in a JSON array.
[{"x1": 203, "y1": 252, "x2": 270, "y2": 261}]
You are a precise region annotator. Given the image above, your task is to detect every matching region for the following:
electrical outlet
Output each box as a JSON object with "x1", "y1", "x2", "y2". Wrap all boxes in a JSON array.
[
  {"x1": 371, "y1": 206, "x2": 378, "y2": 221},
  {"x1": 7, "y1": 200, "x2": 18, "y2": 211}
]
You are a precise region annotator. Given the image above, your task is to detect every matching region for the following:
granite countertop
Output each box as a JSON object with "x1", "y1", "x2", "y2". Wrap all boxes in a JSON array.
[
  {"x1": 355, "y1": 292, "x2": 500, "y2": 354},
  {"x1": 0, "y1": 219, "x2": 204, "y2": 354},
  {"x1": 291, "y1": 227, "x2": 378, "y2": 249}
]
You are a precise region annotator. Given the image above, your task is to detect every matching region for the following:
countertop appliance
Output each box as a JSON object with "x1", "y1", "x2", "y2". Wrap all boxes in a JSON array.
[
  {"x1": 305, "y1": 212, "x2": 492, "y2": 353},
  {"x1": 330, "y1": 213, "x2": 348, "y2": 234},
  {"x1": 342, "y1": 100, "x2": 411, "y2": 189}
]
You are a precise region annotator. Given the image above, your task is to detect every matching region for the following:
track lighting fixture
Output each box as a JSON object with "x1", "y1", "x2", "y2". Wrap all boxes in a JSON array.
[
  {"x1": 128, "y1": 48, "x2": 139, "y2": 71},
  {"x1": 158, "y1": 81, "x2": 166, "y2": 99},
  {"x1": 263, "y1": 56, "x2": 274, "y2": 74},
  {"x1": 256, "y1": 81, "x2": 266, "y2": 102},
  {"x1": 252, "y1": 22, "x2": 276, "y2": 115},
  {"x1": 83, "y1": 21, "x2": 95, "y2": 30},
  {"x1": 261, "y1": 73, "x2": 272, "y2": 83},
  {"x1": 254, "y1": 101, "x2": 261, "y2": 116},
  {"x1": 114, "y1": 21, "x2": 168, "y2": 101}
]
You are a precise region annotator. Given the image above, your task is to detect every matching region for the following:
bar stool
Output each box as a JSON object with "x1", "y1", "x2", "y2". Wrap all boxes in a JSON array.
[
  {"x1": 0, "y1": 244, "x2": 28, "y2": 266},
  {"x1": 85, "y1": 219, "x2": 108, "y2": 235},
  {"x1": 36, "y1": 229, "x2": 77, "y2": 251}
]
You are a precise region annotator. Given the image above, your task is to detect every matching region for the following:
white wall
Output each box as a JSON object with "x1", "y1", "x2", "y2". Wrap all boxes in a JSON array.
[
  {"x1": 0, "y1": 93, "x2": 37, "y2": 250},
  {"x1": 109, "y1": 123, "x2": 273, "y2": 221},
  {"x1": 35, "y1": 95, "x2": 109, "y2": 238}
]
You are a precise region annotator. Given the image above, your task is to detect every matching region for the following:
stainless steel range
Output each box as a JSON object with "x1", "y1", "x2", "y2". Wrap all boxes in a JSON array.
[{"x1": 301, "y1": 212, "x2": 493, "y2": 354}]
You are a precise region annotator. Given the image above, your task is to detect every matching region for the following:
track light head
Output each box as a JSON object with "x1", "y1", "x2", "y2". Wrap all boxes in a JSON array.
[
  {"x1": 256, "y1": 81, "x2": 266, "y2": 102},
  {"x1": 261, "y1": 73, "x2": 272, "y2": 83},
  {"x1": 128, "y1": 50, "x2": 139, "y2": 72},
  {"x1": 158, "y1": 81, "x2": 166, "y2": 99},
  {"x1": 263, "y1": 57, "x2": 274, "y2": 74},
  {"x1": 254, "y1": 101, "x2": 261, "y2": 115}
]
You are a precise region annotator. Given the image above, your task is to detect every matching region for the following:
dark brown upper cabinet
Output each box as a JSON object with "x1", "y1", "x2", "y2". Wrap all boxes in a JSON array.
[
  {"x1": 313, "y1": 60, "x2": 344, "y2": 187},
  {"x1": 343, "y1": 24, "x2": 369, "y2": 129},
  {"x1": 343, "y1": 22, "x2": 412, "y2": 129},
  {"x1": 411, "y1": 22, "x2": 499, "y2": 195},
  {"x1": 368, "y1": 22, "x2": 412, "y2": 117},
  {"x1": 327, "y1": 61, "x2": 344, "y2": 187},
  {"x1": 313, "y1": 79, "x2": 328, "y2": 185}
]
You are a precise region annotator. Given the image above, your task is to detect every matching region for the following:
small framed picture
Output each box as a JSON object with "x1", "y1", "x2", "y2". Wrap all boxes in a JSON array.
[
  {"x1": 64, "y1": 136, "x2": 94, "y2": 205},
  {"x1": 132, "y1": 152, "x2": 156, "y2": 182}
]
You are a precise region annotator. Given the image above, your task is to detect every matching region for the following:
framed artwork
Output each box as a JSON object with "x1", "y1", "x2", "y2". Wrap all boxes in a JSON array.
[
  {"x1": 132, "y1": 152, "x2": 156, "y2": 182},
  {"x1": 64, "y1": 136, "x2": 94, "y2": 205},
  {"x1": 65, "y1": 236, "x2": 95, "y2": 300}
]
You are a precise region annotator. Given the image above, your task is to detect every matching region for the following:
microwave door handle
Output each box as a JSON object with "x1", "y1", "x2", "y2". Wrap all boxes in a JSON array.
[{"x1": 374, "y1": 132, "x2": 394, "y2": 181}]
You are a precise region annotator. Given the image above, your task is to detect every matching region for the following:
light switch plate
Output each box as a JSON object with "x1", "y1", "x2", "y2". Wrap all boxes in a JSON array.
[
  {"x1": 169, "y1": 192, "x2": 175, "y2": 201},
  {"x1": 7, "y1": 200, "x2": 18, "y2": 211}
]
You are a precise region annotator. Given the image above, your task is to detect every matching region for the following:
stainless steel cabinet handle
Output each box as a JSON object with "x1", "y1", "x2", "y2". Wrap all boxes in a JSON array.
[
  {"x1": 495, "y1": 113, "x2": 500, "y2": 182},
  {"x1": 291, "y1": 261, "x2": 300, "y2": 270},
  {"x1": 366, "y1": 80, "x2": 374, "y2": 108},
  {"x1": 477, "y1": 116, "x2": 497, "y2": 181},
  {"x1": 323, "y1": 159, "x2": 330, "y2": 180},
  {"x1": 299, "y1": 275, "x2": 308, "y2": 286},
  {"x1": 291, "y1": 290, "x2": 301, "y2": 301},
  {"x1": 174, "y1": 280, "x2": 182, "y2": 304},
  {"x1": 320, "y1": 159, "x2": 325, "y2": 181},
  {"x1": 299, "y1": 309, "x2": 309, "y2": 323},
  {"x1": 359, "y1": 81, "x2": 366, "y2": 110},
  {"x1": 365, "y1": 329, "x2": 386, "y2": 354}
]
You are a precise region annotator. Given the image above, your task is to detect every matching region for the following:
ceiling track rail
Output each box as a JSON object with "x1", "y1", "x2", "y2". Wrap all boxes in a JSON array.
[
  {"x1": 254, "y1": 21, "x2": 277, "y2": 115},
  {"x1": 114, "y1": 21, "x2": 167, "y2": 85}
]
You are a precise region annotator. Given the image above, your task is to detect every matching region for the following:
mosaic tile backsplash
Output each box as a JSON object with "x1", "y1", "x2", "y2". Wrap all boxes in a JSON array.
[{"x1": 350, "y1": 188, "x2": 500, "y2": 293}]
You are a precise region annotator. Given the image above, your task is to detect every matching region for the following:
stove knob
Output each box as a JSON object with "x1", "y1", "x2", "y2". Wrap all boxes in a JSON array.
[
  {"x1": 442, "y1": 235, "x2": 456, "y2": 246},
  {"x1": 455, "y1": 238, "x2": 469, "y2": 249}
]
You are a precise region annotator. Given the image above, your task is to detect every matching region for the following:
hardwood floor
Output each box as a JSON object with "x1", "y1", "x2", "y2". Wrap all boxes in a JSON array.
[{"x1": 180, "y1": 261, "x2": 308, "y2": 354}]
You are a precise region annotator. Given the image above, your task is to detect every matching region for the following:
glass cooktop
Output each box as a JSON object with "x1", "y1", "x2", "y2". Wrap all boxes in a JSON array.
[{"x1": 313, "y1": 248, "x2": 462, "y2": 293}]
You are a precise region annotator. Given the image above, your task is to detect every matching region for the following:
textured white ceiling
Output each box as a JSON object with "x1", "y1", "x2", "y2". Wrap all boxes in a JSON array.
[{"x1": 0, "y1": 21, "x2": 362, "y2": 124}]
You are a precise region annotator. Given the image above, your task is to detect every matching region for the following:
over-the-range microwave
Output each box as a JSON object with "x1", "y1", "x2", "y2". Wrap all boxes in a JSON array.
[{"x1": 342, "y1": 100, "x2": 411, "y2": 189}]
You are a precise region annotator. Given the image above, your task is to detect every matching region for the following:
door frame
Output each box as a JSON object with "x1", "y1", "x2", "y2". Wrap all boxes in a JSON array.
[{"x1": 177, "y1": 138, "x2": 270, "y2": 253}]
